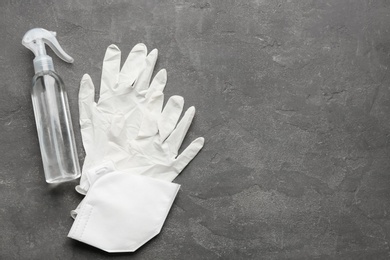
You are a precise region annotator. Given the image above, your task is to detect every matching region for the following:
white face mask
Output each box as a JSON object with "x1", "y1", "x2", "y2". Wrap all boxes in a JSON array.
[{"x1": 68, "y1": 171, "x2": 180, "y2": 253}]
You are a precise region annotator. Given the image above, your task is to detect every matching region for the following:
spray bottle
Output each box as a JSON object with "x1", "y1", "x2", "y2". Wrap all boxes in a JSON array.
[{"x1": 22, "y1": 28, "x2": 81, "y2": 183}]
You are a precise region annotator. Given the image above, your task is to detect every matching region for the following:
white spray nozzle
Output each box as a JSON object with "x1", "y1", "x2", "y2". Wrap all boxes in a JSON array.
[{"x1": 22, "y1": 28, "x2": 73, "y2": 73}]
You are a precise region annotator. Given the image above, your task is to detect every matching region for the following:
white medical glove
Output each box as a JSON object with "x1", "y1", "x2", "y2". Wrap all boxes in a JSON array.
[
  {"x1": 77, "y1": 50, "x2": 203, "y2": 193},
  {"x1": 77, "y1": 43, "x2": 166, "y2": 194}
]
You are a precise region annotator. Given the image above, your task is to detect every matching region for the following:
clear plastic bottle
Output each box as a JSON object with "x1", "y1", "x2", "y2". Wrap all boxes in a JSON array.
[
  {"x1": 23, "y1": 28, "x2": 81, "y2": 183},
  {"x1": 32, "y1": 71, "x2": 80, "y2": 183}
]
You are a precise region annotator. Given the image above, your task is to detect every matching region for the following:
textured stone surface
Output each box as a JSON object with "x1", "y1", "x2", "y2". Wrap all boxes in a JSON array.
[{"x1": 1, "y1": 0, "x2": 390, "y2": 259}]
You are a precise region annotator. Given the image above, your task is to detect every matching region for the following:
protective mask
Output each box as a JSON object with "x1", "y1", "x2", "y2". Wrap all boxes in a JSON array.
[{"x1": 68, "y1": 168, "x2": 180, "y2": 253}]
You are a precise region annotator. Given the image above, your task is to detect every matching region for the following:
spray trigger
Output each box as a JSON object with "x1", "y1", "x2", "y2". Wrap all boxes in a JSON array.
[{"x1": 22, "y1": 28, "x2": 73, "y2": 73}]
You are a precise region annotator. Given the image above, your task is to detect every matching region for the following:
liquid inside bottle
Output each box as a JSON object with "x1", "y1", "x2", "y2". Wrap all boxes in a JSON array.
[{"x1": 31, "y1": 70, "x2": 81, "y2": 183}]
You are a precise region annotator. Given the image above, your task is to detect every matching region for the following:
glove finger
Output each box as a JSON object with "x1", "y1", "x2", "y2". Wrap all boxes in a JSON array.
[
  {"x1": 117, "y1": 43, "x2": 147, "y2": 92},
  {"x1": 100, "y1": 44, "x2": 121, "y2": 100},
  {"x1": 158, "y1": 96, "x2": 184, "y2": 141},
  {"x1": 79, "y1": 75, "x2": 104, "y2": 174},
  {"x1": 174, "y1": 137, "x2": 204, "y2": 173},
  {"x1": 133, "y1": 49, "x2": 158, "y2": 93},
  {"x1": 145, "y1": 69, "x2": 167, "y2": 99},
  {"x1": 165, "y1": 106, "x2": 195, "y2": 156},
  {"x1": 138, "y1": 91, "x2": 164, "y2": 137},
  {"x1": 79, "y1": 74, "x2": 95, "y2": 127}
]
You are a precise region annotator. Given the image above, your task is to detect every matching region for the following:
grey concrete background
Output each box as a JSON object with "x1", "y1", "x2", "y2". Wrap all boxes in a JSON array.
[{"x1": 1, "y1": 0, "x2": 390, "y2": 259}]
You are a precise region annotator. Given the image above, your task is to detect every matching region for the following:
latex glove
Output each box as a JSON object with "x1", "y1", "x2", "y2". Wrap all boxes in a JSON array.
[
  {"x1": 77, "y1": 43, "x2": 203, "y2": 193},
  {"x1": 77, "y1": 43, "x2": 166, "y2": 194}
]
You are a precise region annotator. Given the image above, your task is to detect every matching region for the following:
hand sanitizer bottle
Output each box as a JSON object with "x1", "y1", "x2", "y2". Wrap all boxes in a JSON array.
[{"x1": 22, "y1": 28, "x2": 81, "y2": 183}]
